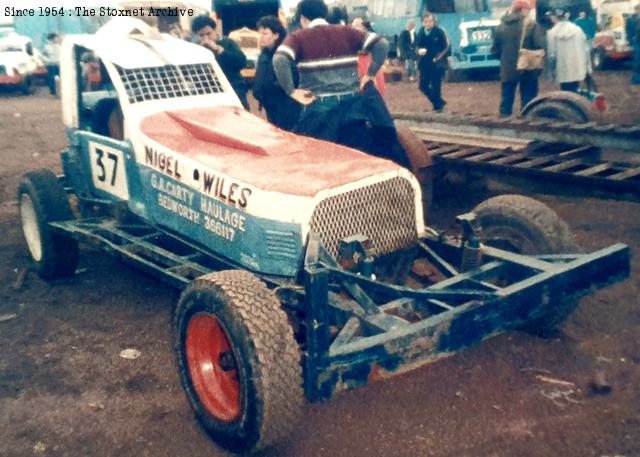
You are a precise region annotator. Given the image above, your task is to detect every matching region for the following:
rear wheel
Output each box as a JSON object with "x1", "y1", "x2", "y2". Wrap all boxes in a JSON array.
[
  {"x1": 175, "y1": 270, "x2": 303, "y2": 454},
  {"x1": 473, "y1": 195, "x2": 579, "y2": 334},
  {"x1": 523, "y1": 100, "x2": 589, "y2": 123},
  {"x1": 18, "y1": 169, "x2": 79, "y2": 279},
  {"x1": 20, "y1": 76, "x2": 34, "y2": 95}
]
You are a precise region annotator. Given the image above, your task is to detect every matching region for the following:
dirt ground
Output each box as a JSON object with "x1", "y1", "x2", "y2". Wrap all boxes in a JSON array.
[{"x1": 1, "y1": 70, "x2": 639, "y2": 457}]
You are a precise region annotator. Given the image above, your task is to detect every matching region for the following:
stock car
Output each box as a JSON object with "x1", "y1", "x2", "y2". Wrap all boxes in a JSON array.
[{"x1": 17, "y1": 17, "x2": 629, "y2": 454}]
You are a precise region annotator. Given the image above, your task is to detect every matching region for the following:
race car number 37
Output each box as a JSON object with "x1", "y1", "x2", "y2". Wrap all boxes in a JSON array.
[{"x1": 88, "y1": 142, "x2": 129, "y2": 200}]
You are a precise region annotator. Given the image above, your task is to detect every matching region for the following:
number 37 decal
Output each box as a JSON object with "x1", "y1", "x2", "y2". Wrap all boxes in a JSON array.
[{"x1": 89, "y1": 142, "x2": 130, "y2": 200}]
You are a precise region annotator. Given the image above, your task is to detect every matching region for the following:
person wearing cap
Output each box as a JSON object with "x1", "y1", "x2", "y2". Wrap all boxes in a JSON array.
[
  {"x1": 491, "y1": 0, "x2": 545, "y2": 117},
  {"x1": 547, "y1": 8, "x2": 591, "y2": 92}
]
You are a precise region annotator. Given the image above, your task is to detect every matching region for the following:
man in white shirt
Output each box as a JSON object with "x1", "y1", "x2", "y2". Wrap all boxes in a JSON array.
[{"x1": 43, "y1": 33, "x2": 61, "y2": 96}]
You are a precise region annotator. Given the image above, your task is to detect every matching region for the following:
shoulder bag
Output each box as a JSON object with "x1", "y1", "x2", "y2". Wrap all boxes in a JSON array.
[{"x1": 516, "y1": 21, "x2": 545, "y2": 71}]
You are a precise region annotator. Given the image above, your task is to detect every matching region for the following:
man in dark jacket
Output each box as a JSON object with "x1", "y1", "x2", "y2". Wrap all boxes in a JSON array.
[
  {"x1": 398, "y1": 20, "x2": 417, "y2": 81},
  {"x1": 416, "y1": 13, "x2": 450, "y2": 112},
  {"x1": 191, "y1": 15, "x2": 250, "y2": 109},
  {"x1": 627, "y1": 4, "x2": 640, "y2": 85},
  {"x1": 253, "y1": 16, "x2": 301, "y2": 130},
  {"x1": 491, "y1": 0, "x2": 545, "y2": 117}
]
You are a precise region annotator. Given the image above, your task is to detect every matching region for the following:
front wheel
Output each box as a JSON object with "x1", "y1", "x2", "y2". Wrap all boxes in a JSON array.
[
  {"x1": 473, "y1": 195, "x2": 579, "y2": 335},
  {"x1": 174, "y1": 270, "x2": 303, "y2": 454},
  {"x1": 18, "y1": 169, "x2": 79, "y2": 279},
  {"x1": 20, "y1": 76, "x2": 34, "y2": 95}
]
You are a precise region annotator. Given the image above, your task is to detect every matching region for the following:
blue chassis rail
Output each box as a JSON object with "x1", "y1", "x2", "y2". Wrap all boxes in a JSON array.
[{"x1": 51, "y1": 216, "x2": 630, "y2": 403}]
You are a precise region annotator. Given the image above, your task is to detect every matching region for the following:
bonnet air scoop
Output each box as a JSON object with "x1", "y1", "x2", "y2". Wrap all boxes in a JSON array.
[{"x1": 165, "y1": 110, "x2": 268, "y2": 156}]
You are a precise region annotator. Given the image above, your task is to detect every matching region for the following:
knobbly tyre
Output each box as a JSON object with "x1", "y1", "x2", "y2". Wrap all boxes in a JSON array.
[{"x1": 17, "y1": 18, "x2": 630, "y2": 454}]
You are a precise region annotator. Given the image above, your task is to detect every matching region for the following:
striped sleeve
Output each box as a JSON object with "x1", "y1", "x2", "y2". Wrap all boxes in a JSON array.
[
  {"x1": 275, "y1": 32, "x2": 301, "y2": 61},
  {"x1": 362, "y1": 32, "x2": 382, "y2": 53}
]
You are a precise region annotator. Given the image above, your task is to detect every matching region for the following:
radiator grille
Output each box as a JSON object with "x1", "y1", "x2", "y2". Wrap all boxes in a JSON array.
[
  {"x1": 310, "y1": 177, "x2": 418, "y2": 258},
  {"x1": 115, "y1": 63, "x2": 224, "y2": 104}
]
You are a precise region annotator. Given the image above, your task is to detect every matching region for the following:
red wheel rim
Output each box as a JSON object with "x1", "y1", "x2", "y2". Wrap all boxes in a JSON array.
[{"x1": 186, "y1": 313, "x2": 241, "y2": 422}]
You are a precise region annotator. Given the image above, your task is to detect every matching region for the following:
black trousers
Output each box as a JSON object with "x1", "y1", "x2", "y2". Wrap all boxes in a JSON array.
[
  {"x1": 560, "y1": 81, "x2": 580, "y2": 92},
  {"x1": 46, "y1": 64, "x2": 59, "y2": 96},
  {"x1": 419, "y1": 66, "x2": 445, "y2": 110},
  {"x1": 500, "y1": 78, "x2": 539, "y2": 116}
]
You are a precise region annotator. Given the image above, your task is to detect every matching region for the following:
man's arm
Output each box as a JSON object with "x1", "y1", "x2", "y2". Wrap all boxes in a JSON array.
[
  {"x1": 217, "y1": 38, "x2": 247, "y2": 74},
  {"x1": 433, "y1": 28, "x2": 450, "y2": 63},
  {"x1": 273, "y1": 52, "x2": 296, "y2": 96},
  {"x1": 363, "y1": 34, "x2": 389, "y2": 76},
  {"x1": 273, "y1": 51, "x2": 315, "y2": 105}
]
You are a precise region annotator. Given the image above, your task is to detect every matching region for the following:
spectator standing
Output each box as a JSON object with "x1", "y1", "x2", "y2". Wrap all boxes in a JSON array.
[
  {"x1": 351, "y1": 17, "x2": 386, "y2": 96},
  {"x1": 43, "y1": 33, "x2": 61, "y2": 96},
  {"x1": 273, "y1": 0, "x2": 411, "y2": 169},
  {"x1": 491, "y1": 0, "x2": 544, "y2": 117},
  {"x1": 415, "y1": 13, "x2": 450, "y2": 112},
  {"x1": 574, "y1": 10, "x2": 596, "y2": 51},
  {"x1": 398, "y1": 20, "x2": 417, "y2": 81},
  {"x1": 627, "y1": 4, "x2": 640, "y2": 85},
  {"x1": 547, "y1": 9, "x2": 591, "y2": 92},
  {"x1": 191, "y1": 15, "x2": 250, "y2": 109},
  {"x1": 252, "y1": 16, "x2": 301, "y2": 130}
]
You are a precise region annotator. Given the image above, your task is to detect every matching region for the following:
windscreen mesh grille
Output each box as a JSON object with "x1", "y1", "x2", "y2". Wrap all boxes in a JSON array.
[
  {"x1": 309, "y1": 177, "x2": 418, "y2": 258},
  {"x1": 115, "y1": 63, "x2": 224, "y2": 103}
]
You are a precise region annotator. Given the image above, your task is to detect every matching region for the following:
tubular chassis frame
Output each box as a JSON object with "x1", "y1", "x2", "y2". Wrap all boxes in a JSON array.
[{"x1": 51, "y1": 194, "x2": 630, "y2": 403}]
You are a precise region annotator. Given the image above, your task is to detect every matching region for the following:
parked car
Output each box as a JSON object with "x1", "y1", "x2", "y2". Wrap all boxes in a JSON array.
[
  {"x1": 592, "y1": 1, "x2": 636, "y2": 69},
  {"x1": 447, "y1": 18, "x2": 501, "y2": 81},
  {"x1": 0, "y1": 33, "x2": 46, "y2": 94}
]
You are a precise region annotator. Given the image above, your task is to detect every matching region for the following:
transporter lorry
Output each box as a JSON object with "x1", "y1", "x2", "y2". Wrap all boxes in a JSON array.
[{"x1": 17, "y1": 18, "x2": 630, "y2": 454}]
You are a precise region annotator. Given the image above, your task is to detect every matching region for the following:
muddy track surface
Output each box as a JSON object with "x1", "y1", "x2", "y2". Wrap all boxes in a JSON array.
[{"x1": 1, "y1": 72, "x2": 639, "y2": 457}]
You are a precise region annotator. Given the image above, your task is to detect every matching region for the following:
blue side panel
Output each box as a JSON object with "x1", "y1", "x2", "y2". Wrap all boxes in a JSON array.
[
  {"x1": 138, "y1": 166, "x2": 304, "y2": 277},
  {"x1": 65, "y1": 130, "x2": 149, "y2": 219}
]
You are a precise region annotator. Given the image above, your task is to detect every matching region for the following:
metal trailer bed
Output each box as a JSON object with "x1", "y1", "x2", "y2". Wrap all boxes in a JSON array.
[{"x1": 394, "y1": 111, "x2": 640, "y2": 201}]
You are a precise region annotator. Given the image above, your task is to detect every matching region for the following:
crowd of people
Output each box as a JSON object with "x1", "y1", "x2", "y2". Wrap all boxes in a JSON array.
[
  {"x1": 186, "y1": 0, "x2": 638, "y2": 131},
  {"x1": 36, "y1": 0, "x2": 623, "y2": 169},
  {"x1": 173, "y1": 0, "x2": 640, "y2": 170}
]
